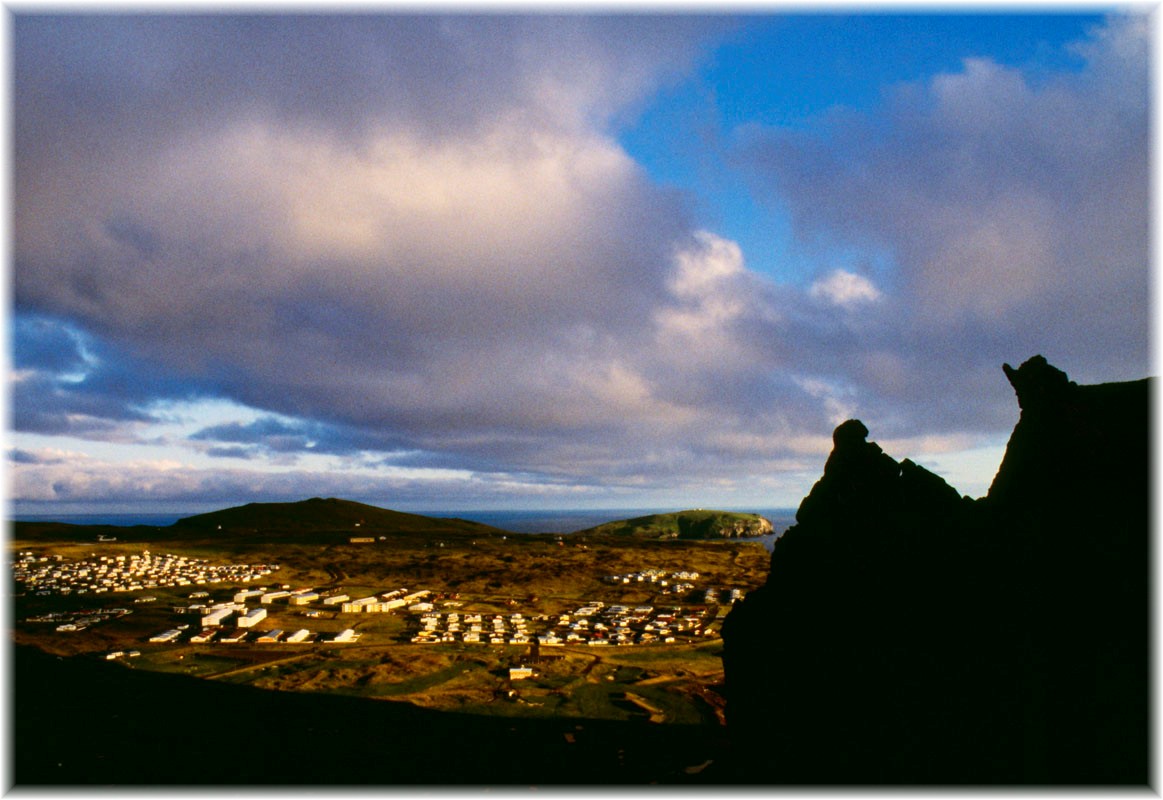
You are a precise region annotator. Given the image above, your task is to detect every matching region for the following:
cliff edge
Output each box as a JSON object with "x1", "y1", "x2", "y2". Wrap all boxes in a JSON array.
[{"x1": 719, "y1": 356, "x2": 1149, "y2": 784}]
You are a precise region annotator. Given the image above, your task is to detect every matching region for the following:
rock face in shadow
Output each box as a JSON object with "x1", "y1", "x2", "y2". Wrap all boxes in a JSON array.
[{"x1": 720, "y1": 356, "x2": 1149, "y2": 785}]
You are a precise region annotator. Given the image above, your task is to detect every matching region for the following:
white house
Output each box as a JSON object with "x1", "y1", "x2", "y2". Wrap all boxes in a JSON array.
[
  {"x1": 202, "y1": 607, "x2": 233, "y2": 628},
  {"x1": 237, "y1": 607, "x2": 267, "y2": 628}
]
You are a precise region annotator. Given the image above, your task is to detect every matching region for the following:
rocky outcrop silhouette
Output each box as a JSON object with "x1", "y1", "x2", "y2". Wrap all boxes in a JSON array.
[{"x1": 720, "y1": 356, "x2": 1149, "y2": 784}]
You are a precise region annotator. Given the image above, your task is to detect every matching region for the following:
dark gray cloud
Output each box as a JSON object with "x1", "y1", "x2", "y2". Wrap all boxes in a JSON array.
[
  {"x1": 9, "y1": 449, "x2": 61, "y2": 465},
  {"x1": 189, "y1": 415, "x2": 412, "y2": 460},
  {"x1": 204, "y1": 446, "x2": 256, "y2": 461},
  {"x1": 13, "y1": 314, "x2": 92, "y2": 375},
  {"x1": 11, "y1": 310, "x2": 216, "y2": 438},
  {"x1": 13, "y1": 13, "x2": 722, "y2": 189}
]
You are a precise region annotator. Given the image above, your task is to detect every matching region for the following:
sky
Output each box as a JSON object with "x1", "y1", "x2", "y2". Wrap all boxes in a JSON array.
[{"x1": 7, "y1": 7, "x2": 1153, "y2": 517}]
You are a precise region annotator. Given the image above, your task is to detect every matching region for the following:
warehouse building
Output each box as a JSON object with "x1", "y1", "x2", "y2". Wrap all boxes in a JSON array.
[{"x1": 237, "y1": 607, "x2": 267, "y2": 628}]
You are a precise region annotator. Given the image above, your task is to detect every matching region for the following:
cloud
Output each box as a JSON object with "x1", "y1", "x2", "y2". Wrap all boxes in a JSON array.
[
  {"x1": 13, "y1": 15, "x2": 720, "y2": 156},
  {"x1": 10, "y1": 311, "x2": 221, "y2": 440},
  {"x1": 6, "y1": 446, "x2": 659, "y2": 510},
  {"x1": 809, "y1": 269, "x2": 883, "y2": 308},
  {"x1": 10, "y1": 14, "x2": 1149, "y2": 511},
  {"x1": 204, "y1": 446, "x2": 257, "y2": 461},
  {"x1": 736, "y1": 14, "x2": 1150, "y2": 392},
  {"x1": 13, "y1": 15, "x2": 834, "y2": 502},
  {"x1": 9, "y1": 448, "x2": 69, "y2": 466},
  {"x1": 14, "y1": 17, "x2": 701, "y2": 435}
]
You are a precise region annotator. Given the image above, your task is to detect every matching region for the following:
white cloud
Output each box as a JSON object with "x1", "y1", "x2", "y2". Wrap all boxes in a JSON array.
[
  {"x1": 794, "y1": 376, "x2": 858, "y2": 427},
  {"x1": 809, "y1": 269, "x2": 883, "y2": 308},
  {"x1": 656, "y1": 232, "x2": 748, "y2": 345}
]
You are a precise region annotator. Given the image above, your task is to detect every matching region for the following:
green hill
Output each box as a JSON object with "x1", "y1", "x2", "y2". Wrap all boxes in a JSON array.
[
  {"x1": 170, "y1": 497, "x2": 507, "y2": 536},
  {"x1": 575, "y1": 509, "x2": 774, "y2": 540}
]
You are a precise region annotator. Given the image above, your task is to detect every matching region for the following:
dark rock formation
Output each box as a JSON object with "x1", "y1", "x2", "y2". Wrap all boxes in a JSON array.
[{"x1": 719, "y1": 356, "x2": 1149, "y2": 785}]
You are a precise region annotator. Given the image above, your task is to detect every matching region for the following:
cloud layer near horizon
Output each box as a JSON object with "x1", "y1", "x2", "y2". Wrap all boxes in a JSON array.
[{"x1": 11, "y1": 13, "x2": 1151, "y2": 510}]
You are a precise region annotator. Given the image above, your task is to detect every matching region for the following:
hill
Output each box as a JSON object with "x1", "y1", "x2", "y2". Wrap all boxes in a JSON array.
[
  {"x1": 577, "y1": 509, "x2": 773, "y2": 540},
  {"x1": 170, "y1": 497, "x2": 507, "y2": 536},
  {"x1": 719, "y1": 356, "x2": 1149, "y2": 784}
]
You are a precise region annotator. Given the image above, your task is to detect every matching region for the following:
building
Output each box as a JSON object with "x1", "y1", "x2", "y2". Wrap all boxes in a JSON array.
[
  {"x1": 237, "y1": 607, "x2": 267, "y2": 628},
  {"x1": 341, "y1": 597, "x2": 381, "y2": 613},
  {"x1": 202, "y1": 607, "x2": 233, "y2": 627}
]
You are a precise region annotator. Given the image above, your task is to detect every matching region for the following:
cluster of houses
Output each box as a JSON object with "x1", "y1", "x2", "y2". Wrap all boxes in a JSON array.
[
  {"x1": 703, "y1": 586, "x2": 745, "y2": 604},
  {"x1": 409, "y1": 601, "x2": 717, "y2": 646},
  {"x1": 411, "y1": 610, "x2": 536, "y2": 644},
  {"x1": 24, "y1": 606, "x2": 134, "y2": 632},
  {"x1": 335, "y1": 588, "x2": 433, "y2": 613},
  {"x1": 602, "y1": 567, "x2": 749, "y2": 601},
  {"x1": 137, "y1": 581, "x2": 719, "y2": 649},
  {"x1": 140, "y1": 584, "x2": 447, "y2": 646},
  {"x1": 148, "y1": 625, "x2": 360, "y2": 645},
  {"x1": 602, "y1": 568, "x2": 700, "y2": 586},
  {"x1": 143, "y1": 585, "x2": 377, "y2": 645},
  {"x1": 11, "y1": 550, "x2": 280, "y2": 596}
]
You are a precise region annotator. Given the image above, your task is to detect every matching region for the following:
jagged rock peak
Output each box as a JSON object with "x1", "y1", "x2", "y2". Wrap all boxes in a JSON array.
[
  {"x1": 831, "y1": 418, "x2": 869, "y2": 449},
  {"x1": 1002, "y1": 354, "x2": 1076, "y2": 411},
  {"x1": 719, "y1": 356, "x2": 1149, "y2": 784}
]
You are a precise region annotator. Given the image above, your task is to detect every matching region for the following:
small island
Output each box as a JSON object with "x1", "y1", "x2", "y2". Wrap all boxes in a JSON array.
[{"x1": 575, "y1": 509, "x2": 774, "y2": 540}]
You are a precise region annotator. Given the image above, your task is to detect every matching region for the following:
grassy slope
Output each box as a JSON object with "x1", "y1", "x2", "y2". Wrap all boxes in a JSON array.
[
  {"x1": 12, "y1": 498, "x2": 510, "y2": 543},
  {"x1": 171, "y1": 497, "x2": 507, "y2": 535}
]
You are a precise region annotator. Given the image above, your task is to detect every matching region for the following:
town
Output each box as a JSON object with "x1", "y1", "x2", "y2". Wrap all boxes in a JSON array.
[
  {"x1": 11, "y1": 549, "x2": 746, "y2": 652},
  {"x1": 409, "y1": 602, "x2": 716, "y2": 646},
  {"x1": 11, "y1": 550, "x2": 279, "y2": 595}
]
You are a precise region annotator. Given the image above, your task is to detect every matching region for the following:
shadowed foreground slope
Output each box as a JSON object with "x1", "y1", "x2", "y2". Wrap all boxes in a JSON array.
[
  {"x1": 720, "y1": 356, "x2": 1149, "y2": 785},
  {"x1": 12, "y1": 644, "x2": 725, "y2": 785}
]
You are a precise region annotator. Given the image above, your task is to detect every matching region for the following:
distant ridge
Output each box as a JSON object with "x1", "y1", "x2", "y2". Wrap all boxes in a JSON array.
[{"x1": 171, "y1": 497, "x2": 507, "y2": 536}]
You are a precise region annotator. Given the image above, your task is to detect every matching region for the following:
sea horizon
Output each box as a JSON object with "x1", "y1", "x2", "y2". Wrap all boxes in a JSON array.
[{"x1": 9, "y1": 506, "x2": 799, "y2": 537}]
